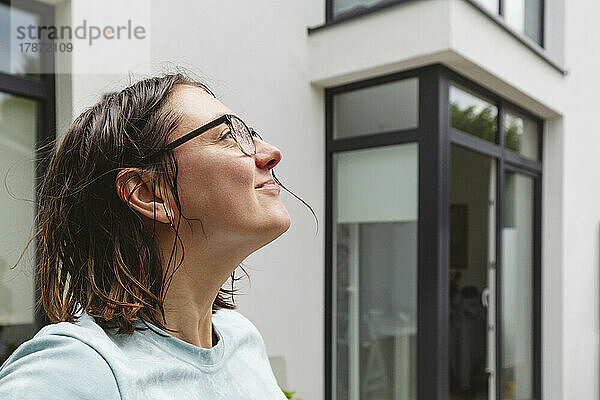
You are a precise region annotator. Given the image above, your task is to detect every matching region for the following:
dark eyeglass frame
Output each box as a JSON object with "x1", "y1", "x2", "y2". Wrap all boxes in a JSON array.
[{"x1": 147, "y1": 113, "x2": 262, "y2": 160}]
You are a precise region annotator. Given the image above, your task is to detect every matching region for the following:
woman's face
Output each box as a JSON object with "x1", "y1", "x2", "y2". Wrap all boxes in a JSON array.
[{"x1": 165, "y1": 84, "x2": 291, "y2": 251}]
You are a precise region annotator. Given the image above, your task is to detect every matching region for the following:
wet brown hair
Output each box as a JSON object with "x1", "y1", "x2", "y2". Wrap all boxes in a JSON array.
[{"x1": 14, "y1": 72, "x2": 316, "y2": 335}]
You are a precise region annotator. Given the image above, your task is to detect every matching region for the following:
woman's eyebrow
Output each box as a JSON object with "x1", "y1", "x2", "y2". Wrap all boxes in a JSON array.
[{"x1": 198, "y1": 117, "x2": 227, "y2": 135}]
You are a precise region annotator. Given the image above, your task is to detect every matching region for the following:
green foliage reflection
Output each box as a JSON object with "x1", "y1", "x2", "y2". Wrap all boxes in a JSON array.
[
  {"x1": 450, "y1": 102, "x2": 497, "y2": 143},
  {"x1": 451, "y1": 102, "x2": 523, "y2": 152},
  {"x1": 504, "y1": 117, "x2": 521, "y2": 153}
]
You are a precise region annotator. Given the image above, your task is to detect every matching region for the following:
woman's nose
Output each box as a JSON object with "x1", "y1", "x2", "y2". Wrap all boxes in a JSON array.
[{"x1": 254, "y1": 138, "x2": 282, "y2": 170}]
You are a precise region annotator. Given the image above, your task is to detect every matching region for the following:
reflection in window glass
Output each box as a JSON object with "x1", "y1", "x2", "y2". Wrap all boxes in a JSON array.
[
  {"x1": 504, "y1": 109, "x2": 539, "y2": 160},
  {"x1": 472, "y1": 0, "x2": 499, "y2": 13},
  {"x1": 332, "y1": 0, "x2": 396, "y2": 18},
  {"x1": 449, "y1": 145, "x2": 496, "y2": 400},
  {"x1": 333, "y1": 78, "x2": 419, "y2": 139},
  {"x1": 0, "y1": 3, "x2": 42, "y2": 78},
  {"x1": 0, "y1": 92, "x2": 38, "y2": 364},
  {"x1": 450, "y1": 84, "x2": 498, "y2": 144},
  {"x1": 333, "y1": 143, "x2": 418, "y2": 400},
  {"x1": 505, "y1": 0, "x2": 543, "y2": 45},
  {"x1": 502, "y1": 172, "x2": 534, "y2": 400}
]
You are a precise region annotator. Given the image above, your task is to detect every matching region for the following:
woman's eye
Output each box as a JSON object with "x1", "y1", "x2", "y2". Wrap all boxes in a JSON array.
[{"x1": 220, "y1": 130, "x2": 234, "y2": 140}]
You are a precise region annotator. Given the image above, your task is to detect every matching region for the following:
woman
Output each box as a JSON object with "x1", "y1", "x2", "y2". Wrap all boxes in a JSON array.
[{"x1": 0, "y1": 73, "x2": 314, "y2": 399}]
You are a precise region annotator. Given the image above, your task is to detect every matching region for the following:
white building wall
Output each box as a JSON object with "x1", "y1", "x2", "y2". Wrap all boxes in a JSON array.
[
  {"x1": 541, "y1": 116, "x2": 565, "y2": 400},
  {"x1": 560, "y1": 0, "x2": 600, "y2": 398}
]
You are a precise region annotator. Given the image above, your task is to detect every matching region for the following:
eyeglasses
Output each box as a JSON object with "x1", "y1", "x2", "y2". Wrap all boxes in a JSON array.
[{"x1": 149, "y1": 114, "x2": 262, "y2": 159}]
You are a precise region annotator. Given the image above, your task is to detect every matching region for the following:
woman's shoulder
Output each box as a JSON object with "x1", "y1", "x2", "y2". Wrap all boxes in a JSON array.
[
  {"x1": 213, "y1": 308, "x2": 269, "y2": 353},
  {"x1": 37, "y1": 310, "x2": 113, "y2": 341},
  {"x1": 0, "y1": 317, "x2": 121, "y2": 399},
  {"x1": 213, "y1": 308, "x2": 261, "y2": 335}
]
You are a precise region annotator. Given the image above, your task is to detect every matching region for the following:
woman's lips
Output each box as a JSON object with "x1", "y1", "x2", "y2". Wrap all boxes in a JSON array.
[
  {"x1": 255, "y1": 178, "x2": 279, "y2": 191},
  {"x1": 256, "y1": 183, "x2": 280, "y2": 191},
  {"x1": 255, "y1": 178, "x2": 276, "y2": 188}
]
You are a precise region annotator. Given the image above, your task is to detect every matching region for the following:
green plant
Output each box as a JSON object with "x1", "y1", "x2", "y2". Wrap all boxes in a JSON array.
[{"x1": 281, "y1": 387, "x2": 303, "y2": 400}]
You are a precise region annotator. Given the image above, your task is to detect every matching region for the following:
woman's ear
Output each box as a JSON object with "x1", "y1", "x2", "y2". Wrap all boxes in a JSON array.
[{"x1": 115, "y1": 168, "x2": 171, "y2": 224}]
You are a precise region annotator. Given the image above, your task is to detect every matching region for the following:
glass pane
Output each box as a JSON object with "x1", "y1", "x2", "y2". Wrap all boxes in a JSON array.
[
  {"x1": 0, "y1": 92, "x2": 38, "y2": 364},
  {"x1": 504, "y1": 108, "x2": 539, "y2": 160},
  {"x1": 450, "y1": 84, "x2": 498, "y2": 144},
  {"x1": 449, "y1": 145, "x2": 497, "y2": 400},
  {"x1": 333, "y1": 143, "x2": 418, "y2": 400},
  {"x1": 505, "y1": 0, "x2": 543, "y2": 45},
  {"x1": 0, "y1": 3, "x2": 42, "y2": 78},
  {"x1": 502, "y1": 172, "x2": 534, "y2": 399},
  {"x1": 473, "y1": 0, "x2": 499, "y2": 13},
  {"x1": 333, "y1": 78, "x2": 419, "y2": 139},
  {"x1": 332, "y1": 0, "x2": 397, "y2": 18}
]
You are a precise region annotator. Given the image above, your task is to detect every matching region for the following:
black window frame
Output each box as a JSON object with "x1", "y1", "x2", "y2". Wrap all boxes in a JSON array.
[
  {"x1": 312, "y1": 0, "x2": 550, "y2": 66},
  {"x1": 325, "y1": 64, "x2": 543, "y2": 400},
  {"x1": 325, "y1": 0, "x2": 411, "y2": 25},
  {"x1": 0, "y1": 0, "x2": 56, "y2": 354},
  {"x1": 496, "y1": 0, "x2": 545, "y2": 48}
]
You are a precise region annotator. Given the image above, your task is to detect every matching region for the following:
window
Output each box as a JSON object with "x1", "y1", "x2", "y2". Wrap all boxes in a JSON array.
[
  {"x1": 333, "y1": 78, "x2": 418, "y2": 139},
  {"x1": 0, "y1": 92, "x2": 39, "y2": 335},
  {"x1": 450, "y1": 82, "x2": 541, "y2": 161},
  {"x1": 450, "y1": 84, "x2": 498, "y2": 144},
  {"x1": 449, "y1": 145, "x2": 497, "y2": 400},
  {"x1": 0, "y1": 0, "x2": 55, "y2": 364},
  {"x1": 333, "y1": 144, "x2": 418, "y2": 400},
  {"x1": 330, "y1": 0, "x2": 400, "y2": 20},
  {"x1": 327, "y1": 66, "x2": 542, "y2": 400},
  {"x1": 324, "y1": 0, "x2": 544, "y2": 48},
  {"x1": 504, "y1": 108, "x2": 539, "y2": 160},
  {"x1": 475, "y1": 0, "x2": 500, "y2": 14},
  {"x1": 328, "y1": 72, "x2": 420, "y2": 400},
  {"x1": 504, "y1": 0, "x2": 543, "y2": 45},
  {"x1": 447, "y1": 71, "x2": 542, "y2": 400},
  {"x1": 473, "y1": 0, "x2": 544, "y2": 46},
  {"x1": 502, "y1": 171, "x2": 535, "y2": 399},
  {"x1": 0, "y1": 2, "x2": 43, "y2": 78}
]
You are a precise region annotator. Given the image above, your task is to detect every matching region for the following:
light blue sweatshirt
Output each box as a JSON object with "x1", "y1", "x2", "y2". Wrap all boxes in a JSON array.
[{"x1": 0, "y1": 308, "x2": 287, "y2": 399}]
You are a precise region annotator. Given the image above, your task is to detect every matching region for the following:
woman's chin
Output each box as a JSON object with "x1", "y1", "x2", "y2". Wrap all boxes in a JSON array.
[
  {"x1": 267, "y1": 210, "x2": 291, "y2": 235},
  {"x1": 259, "y1": 210, "x2": 291, "y2": 244}
]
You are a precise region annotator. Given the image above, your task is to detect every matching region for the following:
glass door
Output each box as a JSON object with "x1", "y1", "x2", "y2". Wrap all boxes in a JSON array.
[
  {"x1": 447, "y1": 74, "x2": 541, "y2": 400},
  {"x1": 332, "y1": 143, "x2": 418, "y2": 400},
  {"x1": 327, "y1": 67, "x2": 542, "y2": 400},
  {"x1": 449, "y1": 145, "x2": 497, "y2": 400},
  {"x1": 501, "y1": 171, "x2": 535, "y2": 399},
  {"x1": 0, "y1": 92, "x2": 40, "y2": 363}
]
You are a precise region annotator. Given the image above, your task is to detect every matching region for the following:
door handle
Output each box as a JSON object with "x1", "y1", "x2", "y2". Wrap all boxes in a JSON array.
[{"x1": 482, "y1": 287, "x2": 489, "y2": 308}]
